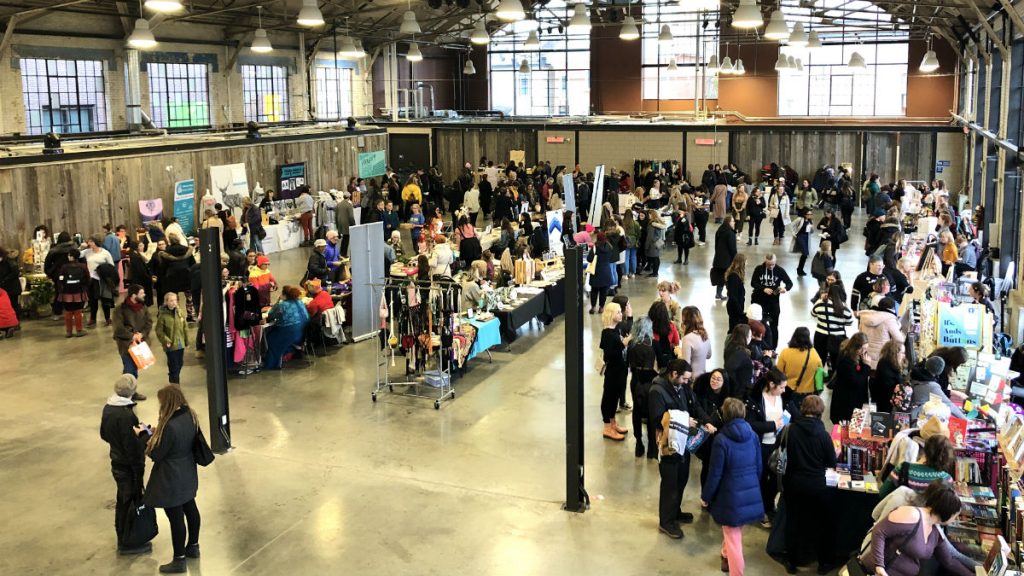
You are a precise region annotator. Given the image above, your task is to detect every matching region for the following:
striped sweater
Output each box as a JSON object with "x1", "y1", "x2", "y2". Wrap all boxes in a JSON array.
[
  {"x1": 811, "y1": 300, "x2": 854, "y2": 336},
  {"x1": 878, "y1": 463, "x2": 953, "y2": 500}
]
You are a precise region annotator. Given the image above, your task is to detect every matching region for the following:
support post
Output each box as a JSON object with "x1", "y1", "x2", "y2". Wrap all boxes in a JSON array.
[
  {"x1": 563, "y1": 245, "x2": 586, "y2": 513},
  {"x1": 199, "y1": 229, "x2": 231, "y2": 453}
]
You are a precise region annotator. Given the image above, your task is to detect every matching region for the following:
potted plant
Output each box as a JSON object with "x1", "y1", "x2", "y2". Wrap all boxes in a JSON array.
[{"x1": 30, "y1": 278, "x2": 55, "y2": 318}]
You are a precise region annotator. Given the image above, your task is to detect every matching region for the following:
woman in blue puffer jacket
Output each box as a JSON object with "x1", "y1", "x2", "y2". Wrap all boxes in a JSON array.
[{"x1": 700, "y1": 397, "x2": 764, "y2": 575}]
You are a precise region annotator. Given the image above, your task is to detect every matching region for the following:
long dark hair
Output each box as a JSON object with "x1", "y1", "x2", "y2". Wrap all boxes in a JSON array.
[
  {"x1": 827, "y1": 284, "x2": 848, "y2": 313},
  {"x1": 787, "y1": 327, "x2": 813, "y2": 350},
  {"x1": 648, "y1": 301, "x2": 672, "y2": 339}
]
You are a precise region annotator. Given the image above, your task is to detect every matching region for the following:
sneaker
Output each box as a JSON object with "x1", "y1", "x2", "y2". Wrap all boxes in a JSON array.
[
  {"x1": 118, "y1": 542, "x2": 152, "y2": 555},
  {"x1": 184, "y1": 543, "x2": 200, "y2": 558},
  {"x1": 159, "y1": 557, "x2": 187, "y2": 573},
  {"x1": 658, "y1": 523, "x2": 684, "y2": 539},
  {"x1": 678, "y1": 512, "x2": 694, "y2": 524},
  {"x1": 132, "y1": 392, "x2": 147, "y2": 402},
  {"x1": 617, "y1": 402, "x2": 632, "y2": 413}
]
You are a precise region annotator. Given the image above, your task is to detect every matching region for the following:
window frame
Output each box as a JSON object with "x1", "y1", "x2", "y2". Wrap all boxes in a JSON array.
[
  {"x1": 146, "y1": 62, "x2": 211, "y2": 129},
  {"x1": 640, "y1": 3, "x2": 720, "y2": 101},
  {"x1": 241, "y1": 64, "x2": 290, "y2": 123},
  {"x1": 19, "y1": 57, "x2": 109, "y2": 135},
  {"x1": 314, "y1": 66, "x2": 354, "y2": 121}
]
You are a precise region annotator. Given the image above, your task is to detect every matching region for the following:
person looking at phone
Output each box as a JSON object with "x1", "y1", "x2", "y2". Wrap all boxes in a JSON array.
[{"x1": 100, "y1": 374, "x2": 153, "y2": 555}]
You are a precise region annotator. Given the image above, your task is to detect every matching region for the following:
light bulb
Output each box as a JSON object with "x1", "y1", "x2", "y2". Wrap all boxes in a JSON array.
[{"x1": 144, "y1": 0, "x2": 184, "y2": 13}]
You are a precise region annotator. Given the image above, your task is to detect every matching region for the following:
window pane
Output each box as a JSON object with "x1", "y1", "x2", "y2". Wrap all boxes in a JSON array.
[
  {"x1": 20, "y1": 57, "x2": 108, "y2": 134},
  {"x1": 241, "y1": 64, "x2": 290, "y2": 122}
]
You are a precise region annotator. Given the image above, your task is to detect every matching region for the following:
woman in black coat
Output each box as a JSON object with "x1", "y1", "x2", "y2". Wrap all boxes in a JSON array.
[
  {"x1": 829, "y1": 332, "x2": 872, "y2": 423},
  {"x1": 588, "y1": 233, "x2": 615, "y2": 313},
  {"x1": 724, "y1": 325, "x2": 755, "y2": 398},
  {"x1": 712, "y1": 216, "x2": 738, "y2": 299},
  {"x1": 693, "y1": 368, "x2": 732, "y2": 490},
  {"x1": 870, "y1": 340, "x2": 905, "y2": 413},
  {"x1": 153, "y1": 243, "x2": 196, "y2": 302},
  {"x1": 817, "y1": 209, "x2": 846, "y2": 256},
  {"x1": 745, "y1": 369, "x2": 796, "y2": 523},
  {"x1": 627, "y1": 317, "x2": 659, "y2": 459},
  {"x1": 125, "y1": 241, "x2": 154, "y2": 307},
  {"x1": 145, "y1": 385, "x2": 202, "y2": 573},
  {"x1": 725, "y1": 254, "x2": 747, "y2": 331},
  {"x1": 794, "y1": 209, "x2": 815, "y2": 277}
]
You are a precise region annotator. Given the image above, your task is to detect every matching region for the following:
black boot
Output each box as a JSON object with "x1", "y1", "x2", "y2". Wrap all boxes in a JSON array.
[
  {"x1": 184, "y1": 543, "x2": 200, "y2": 558},
  {"x1": 159, "y1": 557, "x2": 187, "y2": 573},
  {"x1": 635, "y1": 440, "x2": 645, "y2": 458}
]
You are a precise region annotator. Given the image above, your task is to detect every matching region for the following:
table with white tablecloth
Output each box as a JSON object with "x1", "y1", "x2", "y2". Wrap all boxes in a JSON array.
[{"x1": 261, "y1": 219, "x2": 303, "y2": 254}]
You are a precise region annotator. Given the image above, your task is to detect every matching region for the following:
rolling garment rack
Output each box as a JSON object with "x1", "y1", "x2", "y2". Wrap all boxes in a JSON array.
[
  {"x1": 225, "y1": 275, "x2": 263, "y2": 377},
  {"x1": 371, "y1": 277, "x2": 463, "y2": 409}
]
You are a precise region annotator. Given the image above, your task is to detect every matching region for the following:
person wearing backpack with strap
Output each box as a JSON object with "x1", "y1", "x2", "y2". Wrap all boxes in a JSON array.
[
  {"x1": 57, "y1": 248, "x2": 91, "y2": 338},
  {"x1": 650, "y1": 358, "x2": 696, "y2": 540}
]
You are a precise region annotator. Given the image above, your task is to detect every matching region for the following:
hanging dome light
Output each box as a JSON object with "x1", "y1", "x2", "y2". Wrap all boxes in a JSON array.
[
  {"x1": 525, "y1": 30, "x2": 540, "y2": 50},
  {"x1": 720, "y1": 55, "x2": 734, "y2": 74},
  {"x1": 919, "y1": 50, "x2": 940, "y2": 73},
  {"x1": 399, "y1": 10, "x2": 421, "y2": 34},
  {"x1": 734, "y1": 58, "x2": 746, "y2": 75},
  {"x1": 619, "y1": 15, "x2": 640, "y2": 41},
  {"x1": 144, "y1": 0, "x2": 184, "y2": 12},
  {"x1": 807, "y1": 30, "x2": 822, "y2": 49},
  {"x1": 463, "y1": 57, "x2": 476, "y2": 75},
  {"x1": 251, "y1": 28, "x2": 273, "y2": 53},
  {"x1": 847, "y1": 50, "x2": 867, "y2": 71},
  {"x1": 774, "y1": 51, "x2": 790, "y2": 71},
  {"x1": 470, "y1": 19, "x2": 489, "y2": 45},
  {"x1": 296, "y1": 0, "x2": 325, "y2": 27},
  {"x1": 568, "y1": 3, "x2": 591, "y2": 34},
  {"x1": 495, "y1": 0, "x2": 526, "y2": 22},
  {"x1": 764, "y1": 9, "x2": 790, "y2": 40},
  {"x1": 406, "y1": 42, "x2": 423, "y2": 62},
  {"x1": 794, "y1": 57, "x2": 804, "y2": 72},
  {"x1": 658, "y1": 24, "x2": 673, "y2": 45},
  {"x1": 667, "y1": 57, "x2": 679, "y2": 72},
  {"x1": 338, "y1": 36, "x2": 360, "y2": 58},
  {"x1": 707, "y1": 53, "x2": 720, "y2": 72},
  {"x1": 519, "y1": 58, "x2": 531, "y2": 73},
  {"x1": 127, "y1": 18, "x2": 157, "y2": 49},
  {"x1": 788, "y1": 22, "x2": 808, "y2": 47},
  {"x1": 732, "y1": 0, "x2": 763, "y2": 28}
]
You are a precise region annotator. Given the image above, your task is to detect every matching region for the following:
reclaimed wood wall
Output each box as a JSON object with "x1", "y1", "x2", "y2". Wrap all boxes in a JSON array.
[
  {"x1": 0, "y1": 132, "x2": 388, "y2": 252},
  {"x1": 731, "y1": 131, "x2": 862, "y2": 186},
  {"x1": 434, "y1": 127, "x2": 537, "y2": 183}
]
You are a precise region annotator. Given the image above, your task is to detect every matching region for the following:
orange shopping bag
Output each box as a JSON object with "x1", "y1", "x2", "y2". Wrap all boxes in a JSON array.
[{"x1": 128, "y1": 341, "x2": 157, "y2": 370}]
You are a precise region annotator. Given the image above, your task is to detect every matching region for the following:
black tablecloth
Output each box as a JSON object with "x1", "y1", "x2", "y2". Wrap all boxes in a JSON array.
[
  {"x1": 495, "y1": 291, "x2": 546, "y2": 341},
  {"x1": 540, "y1": 278, "x2": 566, "y2": 323},
  {"x1": 767, "y1": 486, "x2": 877, "y2": 566}
]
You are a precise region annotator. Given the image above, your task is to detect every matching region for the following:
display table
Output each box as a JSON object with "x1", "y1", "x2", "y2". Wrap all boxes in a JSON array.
[
  {"x1": 540, "y1": 277, "x2": 566, "y2": 323},
  {"x1": 262, "y1": 219, "x2": 302, "y2": 254},
  {"x1": 494, "y1": 291, "x2": 546, "y2": 341},
  {"x1": 465, "y1": 317, "x2": 501, "y2": 361}
]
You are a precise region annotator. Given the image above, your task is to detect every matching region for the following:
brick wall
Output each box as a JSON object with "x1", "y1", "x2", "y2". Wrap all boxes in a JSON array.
[
  {"x1": 685, "y1": 131, "x2": 730, "y2": 183},
  {"x1": 536, "y1": 130, "x2": 576, "y2": 169},
  {"x1": 577, "y1": 131, "x2": 683, "y2": 176}
]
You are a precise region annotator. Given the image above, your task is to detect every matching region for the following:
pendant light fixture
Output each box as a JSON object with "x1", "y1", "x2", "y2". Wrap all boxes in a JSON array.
[
  {"x1": 774, "y1": 51, "x2": 789, "y2": 72},
  {"x1": 470, "y1": 18, "x2": 489, "y2": 45},
  {"x1": 338, "y1": 36, "x2": 360, "y2": 58},
  {"x1": 919, "y1": 35, "x2": 940, "y2": 73},
  {"x1": 806, "y1": 29, "x2": 822, "y2": 49},
  {"x1": 707, "y1": 53, "x2": 720, "y2": 73},
  {"x1": 734, "y1": 59, "x2": 746, "y2": 75},
  {"x1": 400, "y1": 8, "x2": 420, "y2": 34},
  {"x1": 127, "y1": 18, "x2": 157, "y2": 49},
  {"x1": 667, "y1": 57, "x2": 678, "y2": 72},
  {"x1": 144, "y1": 0, "x2": 183, "y2": 12},
  {"x1": 732, "y1": 0, "x2": 763, "y2": 29},
  {"x1": 406, "y1": 42, "x2": 423, "y2": 62},
  {"x1": 251, "y1": 6, "x2": 272, "y2": 53},
  {"x1": 519, "y1": 58, "x2": 531, "y2": 73},
  {"x1": 297, "y1": 0, "x2": 324, "y2": 27},
  {"x1": 720, "y1": 55, "x2": 734, "y2": 74},
  {"x1": 495, "y1": 0, "x2": 526, "y2": 22},
  {"x1": 619, "y1": 15, "x2": 639, "y2": 41},
  {"x1": 525, "y1": 30, "x2": 540, "y2": 50},
  {"x1": 658, "y1": 24, "x2": 673, "y2": 45},
  {"x1": 788, "y1": 22, "x2": 807, "y2": 47},
  {"x1": 764, "y1": 8, "x2": 790, "y2": 41},
  {"x1": 463, "y1": 51, "x2": 476, "y2": 75},
  {"x1": 567, "y1": 3, "x2": 591, "y2": 34},
  {"x1": 794, "y1": 57, "x2": 804, "y2": 72},
  {"x1": 847, "y1": 50, "x2": 867, "y2": 72}
]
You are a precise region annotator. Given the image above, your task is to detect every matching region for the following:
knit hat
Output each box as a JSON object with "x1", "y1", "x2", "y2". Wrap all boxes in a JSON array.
[
  {"x1": 919, "y1": 416, "x2": 949, "y2": 440},
  {"x1": 747, "y1": 304, "x2": 763, "y2": 322},
  {"x1": 256, "y1": 255, "x2": 270, "y2": 266},
  {"x1": 925, "y1": 356, "x2": 946, "y2": 377},
  {"x1": 114, "y1": 374, "x2": 138, "y2": 398},
  {"x1": 306, "y1": 279, "x2": 322, "y2": 292}
]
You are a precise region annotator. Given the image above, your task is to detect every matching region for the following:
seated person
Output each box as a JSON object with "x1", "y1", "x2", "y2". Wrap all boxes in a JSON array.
[
  {"x1": 461, "y1": 261, "x2": 490, "y2": 311},
  {"x1": 248, "y1": 255, "x2": 278, "y2": 308},
  {"x1": 305, "y1": 279, "x2": 334, "y2": 317},
  {"x1": 263, "y1": 285, "x2": 309, "y2": 370},
  {"x1": 878, "y1": 435, "x2": 955, "y2": 499}
]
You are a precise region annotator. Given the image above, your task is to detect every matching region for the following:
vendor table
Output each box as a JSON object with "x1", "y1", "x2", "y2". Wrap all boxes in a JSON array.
[
  {"x1": 831, "y1": 487, "x2": 878, "y2": 560},
  {"x1": 540, "y1": 277, "x2": 566, "y2": 322},
  {"x1": 465, "y1": 317, "x2": 501, "y2": 361},
  {"x1": 494, "y1": 291, "x2": 546, "y2": 341},
  {"x1": 262, "y1": 219, "x2": 302, "y2": 254}
]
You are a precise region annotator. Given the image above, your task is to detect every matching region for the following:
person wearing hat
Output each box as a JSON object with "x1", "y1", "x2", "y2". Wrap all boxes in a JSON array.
[
  {"x1": 305, "y1": 279, "x2": 333, "y2": 317},
  {"x1": 335, "y1": 190, "x2": 356, "y2": 256},
  {"x1": 100, "y1": 374, "x2": 153, "y2": 555},
  {"x1": 248, "y1": 254, "x2": 278, "y2": 308},
  {"x1": 306, "y1": 239, "x2": 330, "y2": 286},
  {"x1": 910, "y1": 356, "x2": 967, "y2": 420}
]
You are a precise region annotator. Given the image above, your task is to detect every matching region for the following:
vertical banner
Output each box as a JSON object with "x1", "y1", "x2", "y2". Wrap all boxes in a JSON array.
[
  {"x1": 546, "y1": 209, "x2": 565, "y2": 256},
  {"x1": 588, "y1": 165, "x2": 605, "y2": 227},
  {"x1": 349, "y1": 221, "x2": 386, "y2": 342},
  {"x1": 562, "y1": 173, "x2": 576, "y2": 213},
  {"x1": 358, "y1": 150, "x2": 387, "y2": 179},
  {"x1": 173, "y1": 179, "x2": 196, "y2": 235}
]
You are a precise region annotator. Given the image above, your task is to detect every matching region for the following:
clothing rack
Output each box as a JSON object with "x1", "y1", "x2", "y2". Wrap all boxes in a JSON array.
[{"x1": 224, "y1": 278, "x2": 262, "y2": 377}]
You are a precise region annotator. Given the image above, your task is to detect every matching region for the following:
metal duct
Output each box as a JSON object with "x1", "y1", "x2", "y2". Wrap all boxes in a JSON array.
[{"x1": 125, "y1": 49, "x2": 143, "y2": 132}]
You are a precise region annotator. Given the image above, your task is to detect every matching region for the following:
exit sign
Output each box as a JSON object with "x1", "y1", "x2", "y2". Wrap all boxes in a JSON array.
[
  {"x1": 695, "y1": 138, "x2": 717, "y2": 146},
  {"x1": 546, "y1": 136, "x2": 566, "y2": 144}
]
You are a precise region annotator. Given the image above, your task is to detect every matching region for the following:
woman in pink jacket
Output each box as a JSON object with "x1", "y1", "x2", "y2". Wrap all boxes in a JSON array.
[{"x1": 856, "y1": 297, "x2": 905, "y2": 369}]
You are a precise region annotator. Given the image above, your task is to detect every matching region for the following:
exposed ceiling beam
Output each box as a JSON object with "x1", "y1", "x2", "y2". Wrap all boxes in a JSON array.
[
  {"x1": 114, "y1": 0, "x2": 132, "y2": 36},
  {"x1": 964, "y1": 1, "x2": 1007, "y2": 55},
  {"x1": 994, "y1": 0, "x2": 1024, "y2": 37}
]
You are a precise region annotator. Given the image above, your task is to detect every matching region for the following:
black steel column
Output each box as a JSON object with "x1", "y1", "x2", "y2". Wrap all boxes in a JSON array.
[
  {"x1": 199, "y1": 229, "x2": 231, "y2": 453},
  {"x1": 564, "y1": 245, "x2": 586, "y2": 513}
]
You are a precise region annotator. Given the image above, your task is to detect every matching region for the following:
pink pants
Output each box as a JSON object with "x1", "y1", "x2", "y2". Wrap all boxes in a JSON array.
[{"x1": 722, "y1": 525, "x2": 744, "y2": 576}]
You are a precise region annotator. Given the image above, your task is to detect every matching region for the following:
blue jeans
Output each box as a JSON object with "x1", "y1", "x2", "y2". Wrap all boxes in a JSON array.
[
  {"x1": 625, "y1": 247, "x2": 638, "y2": 275},
  {"x1": 165, "y1": 347, "x2": 184, "y2": 384},
  {"x1": 249, "y1": 233, "x2": 264, "y2": 254},
  {"x1": 609, "y1": 263, "x2": 619, "y2": 288},
  {"x1": 120, "y1": 353, "x2": 138, "y2": 378}
]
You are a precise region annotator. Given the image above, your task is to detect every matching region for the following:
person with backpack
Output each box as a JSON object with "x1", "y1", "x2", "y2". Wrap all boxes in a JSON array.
[
  {"x1": 650, "y1": 358, "x2": 697, "y2": 540},
  {"x1": 57, "y1": 248, "x2": 90, "y2": 338}
]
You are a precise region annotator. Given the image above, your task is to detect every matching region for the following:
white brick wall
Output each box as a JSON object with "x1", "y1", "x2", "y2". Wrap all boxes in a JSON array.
[{"x1": 935, "y1": 132, "x2": 965, "y2": 197}]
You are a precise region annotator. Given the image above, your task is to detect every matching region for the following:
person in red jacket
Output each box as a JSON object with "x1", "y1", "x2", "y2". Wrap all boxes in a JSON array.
[
  {"x1": 0, "y1": 287, "x2": 19, "y2": 338},
  {"x1": 305, "y1": 279, "x2": 333, "y2": 317}
]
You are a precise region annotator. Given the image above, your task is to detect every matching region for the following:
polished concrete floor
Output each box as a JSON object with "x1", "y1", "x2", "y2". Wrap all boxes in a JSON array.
[{"x1": 0, "y1": 213, "x2": 872, "y2": 575}]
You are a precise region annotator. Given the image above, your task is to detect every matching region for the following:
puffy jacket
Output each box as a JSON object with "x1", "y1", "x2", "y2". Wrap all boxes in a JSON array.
[
  {"x1": 909, "y1": 365, "x2": 966, "y2": 420},
  {"x1": 155, "y1": 305, "x2": 190, "y2": 351},
  {"x1": 701, "y1": 418, "x2": 764, "y2": 527},
  {"x1": 154, "y1": 245, "x2": 195, "y2": 294},
  {"x1": 857, "y1": 309, "x2": 905, "y2": 369}
]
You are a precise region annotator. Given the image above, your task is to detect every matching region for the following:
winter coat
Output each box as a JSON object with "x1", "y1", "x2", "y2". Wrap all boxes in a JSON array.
[
  {"x1": 154, "y1": 245, "x2": 195, "y2": 294},
  {"x1": 857, "y1": 309, "x2": 905, "y2": 369},
  {"x1": 335, "y1": 199, "x2": 356, "y2": 235},
  {"x1": 909, "y1": 365, "x2": 966, "y2": 420},
  {"x1": 701, "y1": 419, "x2": 764, "y2": 527},
  {"x1": 829, "y1": 355, "x2": 871, "y2": 423},
  {"x1": 100, "y1": 397, "x2": 148, "y2": 475},
  {"x1": 726, "y1": 273, "x2": 746, "y2": 323},
  {"x1": 0, "y1": 258, "x2": 21, "y2": 304},
  {"x1": 244, "y1": 205, "x2": 265, "y2": 239},
  {"x1": 306, "y1": 251, "x2": 329, "y2": 285},
  {"x1": 145, "y1": 407, "x2": 199, "y2": 509},
  {"x1": 724, "y1": 345, "x2": 755, "y2": 397},
  {"x1": 645, "y1": 221, "x2": 667, "y2": 258},
  {"x1": 0, "y1": 288, "x2": 17, "y2": 329},
  {"x1": 871, "y1": 358, "x2": 903, "y2": 413},
  {"x1": 590, "y1": 243, "x2": 615, "y2": 289},
  {"x1": 783, "y1": 415, "x2": 837, "y2": 488},
  {"x1": 155, "y1": 305, "x2": 190, "y2": 351},
  {"x1": 711, "y1": 185, "x2": 728, "y2": 220},
  {"x1": 112, "y1": 302, "x2": 153, "y2": 356},
  {"x1": 712, "y1": 225, "x2": 737, "y2": 270},
  {"x1": 44, "y1": 240, "x2": 76, "y2": 281}
]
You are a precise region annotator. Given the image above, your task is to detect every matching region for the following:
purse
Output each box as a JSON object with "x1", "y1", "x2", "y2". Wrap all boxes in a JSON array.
[
  {"x1": 814, "y1": 367, "x2": 827, "y2": 392},
  {"x1": 121, "y1": 494, "x2": 159, "y2": 549},
  {"x1": 193, "y1": 425, "x2": 215, "y2": 467}
]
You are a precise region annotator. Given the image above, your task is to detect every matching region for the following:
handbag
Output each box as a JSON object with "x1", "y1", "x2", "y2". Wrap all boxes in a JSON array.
[
  {"x1": 121, "y1": 494, "x2": 159, "y2": 548},
  {"x1": 686, "y1": 425, "x2": 710, "y2": 453},
  {"x1": 814, "y1": 367, "x2": 827, "y2": 392},
  {"x1": 193, "y1": 425, "x2": 215, "y2": 467},
  {"x1": 840, "y1": 508, "x2": 921, "y2": 576},
  {"x1": 128, "y1": 341, "x2": 156, "y2": 370},
  {"x1": 767, "y1": 425, "x2": 790, "y2": 490}
]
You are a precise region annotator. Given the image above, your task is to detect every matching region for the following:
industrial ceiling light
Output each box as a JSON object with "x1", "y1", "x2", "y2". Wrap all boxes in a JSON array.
[
  {"x1": 734, "y1": 58, "x2": 746, "y2": 74},
  {"x1": 525, "y1": 30, "x2": 540, "y2": 49},
  {"x1": 496, "y1": 0, "x2": 526, "y2": 22},
  {"x1": 338, "y1": 36, "x2": 361, "y2": 58},
  {"x1": 406, "y1": 42, "x2": 423, "y2": 62},
  {"x1": 788, "y1": 22, "x2": 808, "y2": 47},
  {"x1": 919, "y1": 35, "x2": 939, "y2": 72},
  {"x1": 399, "y1": 9, "x2": 421, "y2": 34},
  {"x1": 144, "y1": 0, "x2": 183, "y2": 12},
  {"x1": 470, "y1": 19, "x2": 489, "y2": 44},
  {"x1": 127, "y1": 18, "x2": 157, "y2": 49},
  {"x1": 619, "y1": 15, "x2": 639, "y2": 40},
  {"x1": 794, "y1": 57, "x2": 804, "y2": 72},
  {"x1": 667, "y1": 57, "x2": 678, "y2": 72},
  {"x1": 251, "y1": 6, "x2": 273, "y2": 53},
  {"x1": 786, "y1": 55, "x2": 797, "y2": 72},
  {"x1": 707, "y1": 53, "x2": 719, "y2": 72},
  {"x1": 847, "y1": 50, "x2": 867, "y2": 71},
  {"x1": 296, "y1": 0, "x2": 324, "y2": 27},
  {"x1": 806, "y1": 29, "x2": 822, "y2": 49},
  {"x1": 774, "y1": 51, "x2": 789, "y2": 71},
  {"x1": 567, "y1": 3, "x2": 591, "y2": 34},
  {"x1": 732, "y1": 0, "x2": 763, "y2": 29},
  {"x1": 519, "y1": 58, "x2": 531, "y2": 73},
  {"x1": 764, "y1": 9, "x2": 790, "y2": 40},
  {"x1": 720, "y1": 55, "x2": 734, "y2": 74},
  {"x1": 463, "y1": 53, "x2": 476, "y2": 75},
  {"x1": 658, "y1": 24, "x2": 673, "y2": 44}
]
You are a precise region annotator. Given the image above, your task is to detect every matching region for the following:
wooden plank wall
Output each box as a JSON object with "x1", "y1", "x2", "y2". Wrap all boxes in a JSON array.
[
  {"x1": 897, "y1": 133, "x2": 936, "y2": 183},
  {"x1": 434, "y1": 128, "x2": 537, "y2": 184},
  {"x1": 731, "y1": 131, "x2": 861, "y2": 186},
  {"x1": 864, "y1": 132, "x2": 898, "y2": 184},
  {"x1": 0, "y1": 133, "x2": 388, "y2": 252}
]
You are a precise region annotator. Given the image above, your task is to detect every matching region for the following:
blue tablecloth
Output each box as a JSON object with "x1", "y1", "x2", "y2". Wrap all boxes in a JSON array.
[{"x1": 465, "y1": 317, "x2": 500, "y2": 360}]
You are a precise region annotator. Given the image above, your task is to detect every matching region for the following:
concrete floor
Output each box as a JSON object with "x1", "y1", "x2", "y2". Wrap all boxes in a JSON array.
[{"x1": 0, "y1": 213, "x2": 871, "y2": 575}]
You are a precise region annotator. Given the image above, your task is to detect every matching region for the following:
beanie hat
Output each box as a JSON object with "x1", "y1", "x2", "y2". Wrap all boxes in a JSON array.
[
  {"x1": 925, "y1": 356, "x2": 946, "y2": 377},
  {"x1": 919, "y1": 416, "x2": 950, "y2": 440},
  {"x1": 256, "y1": 255, "x2": 270, "y2": 266},
  {"x1": 747, "y1": 304, "x2": 763, "y2": 322},
  {"x1": 114, "y1": 374, "x2": 138, "y2": 398}
]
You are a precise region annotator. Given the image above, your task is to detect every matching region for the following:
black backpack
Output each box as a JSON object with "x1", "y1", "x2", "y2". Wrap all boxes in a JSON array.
[{"x1": 59, "y1": 264, "x2": 87, "y2": 292}]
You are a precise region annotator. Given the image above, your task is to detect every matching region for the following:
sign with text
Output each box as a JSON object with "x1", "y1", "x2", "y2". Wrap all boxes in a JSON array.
[
  {"x1": 937, "y1": 303, "x2": 984, "y2": 349},
  {"x1": 546, "y1": 136, "x2": 566, "y2": 144},
  {"x1": 695, "y1": 138, "x2": 717, "y2": 146},
  {"x1": 358, "y1": 150, "x2": 386, "y2": 179},
  {"x1": 278, "y1": 162, "x2": 306, "y2": 199},
  {"x1": 173, "y1": 179, "x2": 196, "y2": 235}
]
